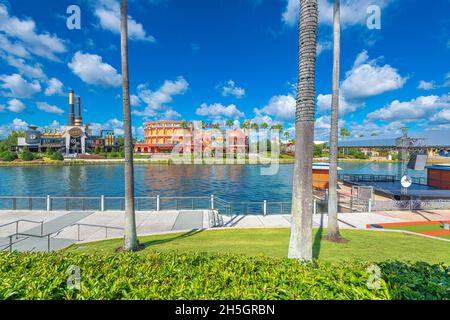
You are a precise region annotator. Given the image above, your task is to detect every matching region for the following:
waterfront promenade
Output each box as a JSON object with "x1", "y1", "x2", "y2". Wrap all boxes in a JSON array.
[{"x1": 1, "y1": 209, "x2": 449, "y2": 251}]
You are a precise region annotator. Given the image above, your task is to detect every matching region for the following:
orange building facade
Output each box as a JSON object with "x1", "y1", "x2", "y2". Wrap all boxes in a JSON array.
[
  {"x1": 134, "y1": 121, "x2": 250, "y2": 155},
  {"x1": 134, "y1": 120, "x2": 193, "y2": 154}
]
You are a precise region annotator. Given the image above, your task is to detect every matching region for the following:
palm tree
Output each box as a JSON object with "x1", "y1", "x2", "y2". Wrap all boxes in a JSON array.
[
  {"x1": 261, "y1": 122, "x2": 268, "y2": 130},
  {"x1": 251, "y1": 123, "x2": 259, "y2": 130},
  {"x1": 283, "y1": 131, "x2": 290, "y2": 141},
  {"x1": 226, "y1": 119, "x2": 234, "y2": 129},
  {"x1": 120, "y1": 0, "x2": 138, "y2": 251},
  {"x1": 340, "y1": 127, "x2": 350, "y2": 137},
  {"x1": 288, "y1": 0, "x2": 318, "y2": 261},
  {"x1": 327, "y1": 0, "x2": 341, "y2": 242}
]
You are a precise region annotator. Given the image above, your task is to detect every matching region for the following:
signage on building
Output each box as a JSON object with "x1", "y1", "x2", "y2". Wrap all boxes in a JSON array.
[
  {"x1": 25, "y1": 130, "x2": 41, "y2": 145},
  {"x1": 68, "y1": 127, "x2": 83, "y2": 138}
]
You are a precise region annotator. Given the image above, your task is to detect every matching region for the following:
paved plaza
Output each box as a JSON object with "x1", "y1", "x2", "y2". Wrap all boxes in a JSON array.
[{"x1": 1, "y1": 209, "x2": 449, "y2": 251}]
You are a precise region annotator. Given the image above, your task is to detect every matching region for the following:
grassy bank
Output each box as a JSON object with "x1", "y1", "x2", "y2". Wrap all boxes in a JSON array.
[
  {"x1": 68, "y1": 228, "x2": 450, "y2": 265},
  {"x1": 1, "y1": 251, "x2": 448, "y2": 300}
]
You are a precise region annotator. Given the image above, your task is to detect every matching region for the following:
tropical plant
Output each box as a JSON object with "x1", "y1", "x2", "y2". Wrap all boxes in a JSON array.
[
  {"x1": 20, "y1": 148, "x2": 34, "y2": 161},
  {"x1": 226, "y1": 120, "x2": 234, "y2": 128},
  {"x1": 180, "y1": 121, "x2": 189, "y2": 129},
  {"x1": 0, "y1": 151, "x2": 17, "y2": 162},
  {"x1": 1, "y1": 252, "x2": 447, "y2": 300},
  {"x1": 50, "y1": 152, "x2": 64, "y2": 161},
  {"x1": 261, "y1": 122, "x2": 268, "y2": 129},
  {"x1": 288, "y1": 0, "x2": 318, "y2": 261},
  {"x1": 120, "y1": 0, "x2": 138, "y2": 251},
  {"x1": 340, "y1": 127, "x2": 350, "y2": 137},
  {"x1": 0, "y1": 131, "x2": 25, "y2": 152},
  {"x1": 327, "y1": 0, "x2": 341, "y2": 242},
  {"x1": 250, "y1": 123, "x2": 259, "y2": 130}
]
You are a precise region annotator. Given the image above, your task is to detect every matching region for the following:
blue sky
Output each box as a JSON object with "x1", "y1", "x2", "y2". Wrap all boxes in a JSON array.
[{"x1": 0, "y1": 0, "x2": 449, "y2": 140}]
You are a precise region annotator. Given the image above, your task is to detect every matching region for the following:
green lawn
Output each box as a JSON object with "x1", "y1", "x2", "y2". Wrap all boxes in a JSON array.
[{"x1": 68, "y1": 228, "x2": 450, "y2": 264}]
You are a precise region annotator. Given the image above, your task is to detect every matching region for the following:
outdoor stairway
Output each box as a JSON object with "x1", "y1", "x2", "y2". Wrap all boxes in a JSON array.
[{"x1": 0, "y1": 211, "x2": 94, "y2": 252}]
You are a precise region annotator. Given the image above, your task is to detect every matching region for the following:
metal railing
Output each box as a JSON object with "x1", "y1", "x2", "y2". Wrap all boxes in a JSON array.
[
  {"x1": 339, "y1": 174, "x2": 397, "y2": 183},
  {"x1": 5, "y1": 232, "x2": 53, "y2": 253},
  {"x1": 372, "y1": 199, "x2": 450, "y2": 211},
  {"x1": 71, "y1": 223, "x2": 124, "y2": 241},
  {"x1": 208, "y1": 210, "x2": 224, "y2": 228},
  {"x1": 0, "y1": 219, "x2": 44, "y2": 238}
]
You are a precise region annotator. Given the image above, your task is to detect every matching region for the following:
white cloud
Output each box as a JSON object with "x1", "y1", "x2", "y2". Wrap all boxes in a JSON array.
[
  {"x1": 163, "y1": 109, "x2": 181, "y2": 119},
  {"x1": 0, "y1": 34, "x2": 29, "y2": 58},
  {"x1": 7, "y1": 98, "x2": 26, "y2": 113},
  {"x1": 317, "y1": 93, "x2": 360, "y2": 115},
  {"x1": 348, "y1": 120, "x2": 405, "y2": 138},
  {"x1": 317, "y1": 40, "x2": 332, "y2": 56},
  {"x1": 0, "y1": 73, "x2": 41, "y2": 98},
  {"x1": 341, "y1": 50, "x2": 407, "y2": 100},
  {"x1": 130, "y1": 94, "x2": 140, "y2": 107},
  {"x1": 430, "y1": 109, "x2": 450, "y2": 124},
  {"x1": 196, "y1": 103, "x2": 245, "y2": 119},
  {"x1": 368, "y1": 94, "x2": 450, "y2": 122},
  {"x1": 89, "y1": 118, "x2": 144, "y2": 137},
  {"x1": 220, "y1": 80, "x2": 246, "y2": 99},
  {"x1": 94, "y1": 0, "x2": 156, "y2": 42},
  {"x1": 418, "y1": 80, "x2": 436, "y2": 90},
  {"x1": 133, "y1": 77, "x2": 188, "y2": 118},
  {"x1": 251, "y1": 114, "x2": 274, "y2": 127},
  {"x1": 68, "y1": 51, "x2": 121, "y2": 87},
  {"x1": 316, "y1": 51, "x2": 406, "y2": 117},
  {"x1": 90, "y1": 118, "x2": 125, "y2": 136},
  {"x1": 0, "y1": 118, "x2": 28, "y2": 138},
  {"x1": 418, "y1": 73, "x2": 450, "y2": 90},
  {"x1": 282, "y1": 0, "x2": 392, "y2": 27},
  {"x1": 4, "y1": 55, "x2": 46, "y2": 79},
  {"x1": 254, "y1": 94, "x2": 296, "y2": 122},
  {"x1": 36, "y1": 102, "x2": 64, "y2": 115},
  {"x1": 314, "y1": 115, "x2": 346, "y2": 140},
  {"x1": 0, "y1": 4, "x2": 66, "y2": 61},
  {"x1": 44, "y1": 78, "x2": 64, "y2": 96}
]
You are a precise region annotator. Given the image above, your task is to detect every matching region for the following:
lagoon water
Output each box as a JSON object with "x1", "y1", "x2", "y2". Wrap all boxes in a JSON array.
[{"x1": 0, "y1": 163, "x2": 426, "y2": 202}]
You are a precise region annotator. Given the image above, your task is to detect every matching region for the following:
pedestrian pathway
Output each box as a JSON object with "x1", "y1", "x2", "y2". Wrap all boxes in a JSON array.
[
  {"x1": 0, "y1": 211, "x2": 94, "y2": 252},
  {"x1": 172, "y1": 210, "x2": 204, "y2": 231}
]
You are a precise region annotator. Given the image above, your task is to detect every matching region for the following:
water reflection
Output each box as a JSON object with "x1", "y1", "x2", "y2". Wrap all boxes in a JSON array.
[{"x1": 0, "y1": 163, "x2": 423, "y2": 201}]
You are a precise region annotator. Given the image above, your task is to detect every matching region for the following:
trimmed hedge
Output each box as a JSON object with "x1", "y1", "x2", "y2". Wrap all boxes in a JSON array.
[{"x1": 0, "y1": 252, "x2": 448, "y2": 300}]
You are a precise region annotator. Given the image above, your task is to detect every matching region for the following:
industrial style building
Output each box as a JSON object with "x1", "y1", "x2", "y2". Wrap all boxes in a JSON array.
[{"x1": 16, "y1": 89, "x2": 119, "y2": 155}]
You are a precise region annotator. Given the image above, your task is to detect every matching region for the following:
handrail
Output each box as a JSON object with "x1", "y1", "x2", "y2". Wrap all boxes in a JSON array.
[
  {"x1": 0, "y1": 219, "x2": 45, "y2": 238},
  {"x1": 6, "y1": 232, "x2": 53, "y2": 253},
  {"x1": 71, "y1": 223, "x2": 124, "y2": 241}
]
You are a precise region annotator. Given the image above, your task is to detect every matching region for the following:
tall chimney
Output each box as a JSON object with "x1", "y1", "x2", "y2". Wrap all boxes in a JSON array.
[
  {"x1": 68, "y1": 89, "x2": 75, "y2": 126},
  {"x1": 76, "y1": 96, "x2": 81, "y2": 118},
  {"x1": 74, "y1": 96, "x2": 83, "y2": 126}
]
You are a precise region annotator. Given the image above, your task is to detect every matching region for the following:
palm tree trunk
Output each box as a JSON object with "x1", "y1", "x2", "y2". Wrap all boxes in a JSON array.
[
  {"x1": 327, "y1": 0, "x2": 341, "y2": 242},
  {"x1": 120, "y1": 0, "x2": 138, "y2": 251},
  {"x1": 288, "y1": 0, "x2": 318, "y2": 261}
]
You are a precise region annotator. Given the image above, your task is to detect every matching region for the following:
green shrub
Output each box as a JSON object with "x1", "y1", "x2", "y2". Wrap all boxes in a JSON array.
[
  {"x1": 0, "y1": 252, "x2": 447, "y2": 300},
  {"x1": 50, "y1": 152, "x2": 64, "y2": 161},
  {"x1": 19, "y1": 149, "x2": 34, "y2": 161},
  {"x1": 0, "y1": 151, "x2": 18, "y2": 162}
]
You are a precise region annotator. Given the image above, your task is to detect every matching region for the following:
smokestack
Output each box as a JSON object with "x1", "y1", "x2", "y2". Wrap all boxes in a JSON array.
[
  {"x1": 77, "y1": 97, "x2": 81, "y2": 119},
  {"x1": 68, "y1": 89, "x2": 75, "y2": 126},
  {"x1": 74, "y1": 96, "x2": 83, "y2": 126}
]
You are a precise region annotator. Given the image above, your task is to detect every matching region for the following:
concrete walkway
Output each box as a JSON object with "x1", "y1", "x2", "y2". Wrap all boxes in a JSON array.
[
  {"x1": 1, "y1": 209, "x2": 449, "y2": 251},
  {"x1": 0, "y1": 211, "x2": 94, "y2": 252}
]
